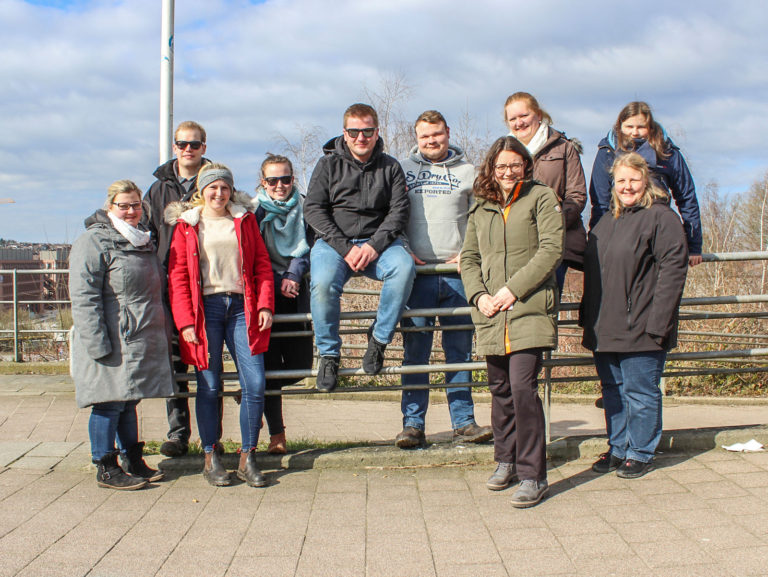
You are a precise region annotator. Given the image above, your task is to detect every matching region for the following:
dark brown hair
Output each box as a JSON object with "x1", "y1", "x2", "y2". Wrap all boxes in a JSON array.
[{"x1": 473, "y1": 136, "x2": 534, "y2": 205}]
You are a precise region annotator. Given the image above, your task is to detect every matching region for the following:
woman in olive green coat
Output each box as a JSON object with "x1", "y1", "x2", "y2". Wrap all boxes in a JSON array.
[{"x1": 461, "y1": 136, "x2": 564, "y2": 508}]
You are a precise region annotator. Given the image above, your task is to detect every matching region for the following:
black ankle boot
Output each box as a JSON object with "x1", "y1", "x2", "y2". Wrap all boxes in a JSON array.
[
  {"x1": 203, "y1": 444, "x2": 231, "y2": 486},
  {"x1": 121, "y1": 442, "x2": 164, "y2": 482},
  {"x1": 95, "y1": 451, "x2": 147, "y2": 490},
  {"x1": 237, "y1": 450, "x2": 266, "y2": 487}
]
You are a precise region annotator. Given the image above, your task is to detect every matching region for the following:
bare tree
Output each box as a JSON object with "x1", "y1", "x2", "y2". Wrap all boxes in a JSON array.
[
  {"x1": 451, "y1": 103, "x2": 494, "y2": 166},
  {"x1": 362, "y1": 71, "x2": 413, "y2": 159},
  {"x1": 275, "y1": 124, "x2": 325, "y2": 193}
]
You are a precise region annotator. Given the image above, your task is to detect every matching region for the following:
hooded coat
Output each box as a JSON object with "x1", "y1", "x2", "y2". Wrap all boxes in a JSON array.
[
  {"x1": 166, "y1": 193, "x2": 275, "y2": 369},
  {"x1": 399, "y1": 144, "x2": 475, "y2": 263},
  {"x1": 303, "y1": 136, "x2": 409, "y2": 257},
  {"x1": 461, "y1": 144, "x2": 564, "y2": 356},
  {"x1": 69, "y1": 210, "x2": 174, "y2": 408},
  {"x1": 588, "y1": 130, "x2": 702, "y2": 255}
]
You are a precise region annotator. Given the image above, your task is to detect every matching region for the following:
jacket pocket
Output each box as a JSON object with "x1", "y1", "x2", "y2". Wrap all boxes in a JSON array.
[{"x1": 120, "y1": 306, "x2": 137, "y2": 341}]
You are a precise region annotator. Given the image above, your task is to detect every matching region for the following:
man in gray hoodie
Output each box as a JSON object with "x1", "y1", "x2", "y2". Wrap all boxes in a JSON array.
[{"x1": 396, "y1": 110, "x2": 492, "y2": 448}]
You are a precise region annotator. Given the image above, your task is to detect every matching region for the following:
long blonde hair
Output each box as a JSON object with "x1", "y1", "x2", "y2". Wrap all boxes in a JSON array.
[{"x1": 610, "y1": 153, "x2": 668, "y2": 218}]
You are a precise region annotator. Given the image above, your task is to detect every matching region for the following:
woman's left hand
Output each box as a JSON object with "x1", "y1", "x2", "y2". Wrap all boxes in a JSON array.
[
  {"x1": 258, "y1": 309, "x2": 273, "y2": 331},
  {"x1": 281, "y1": 278, "x2": 300, "y2": 299},
  {"x1": 492, "y1": 286, "x2": 517, "y2": 311}
]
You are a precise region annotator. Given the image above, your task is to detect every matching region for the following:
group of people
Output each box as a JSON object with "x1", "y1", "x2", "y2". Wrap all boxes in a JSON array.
[{"x1": 68, "y1": 95, "x2": 700, "y2": 508}]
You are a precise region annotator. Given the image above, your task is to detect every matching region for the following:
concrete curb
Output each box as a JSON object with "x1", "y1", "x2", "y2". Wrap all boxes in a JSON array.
[{"x1": 154, "y1": 424, "x2": 768, "y2": 472}]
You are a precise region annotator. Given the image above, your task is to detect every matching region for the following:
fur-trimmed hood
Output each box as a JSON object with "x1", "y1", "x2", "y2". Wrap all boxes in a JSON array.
[{"x1": 164, "y1": 190, "x2": 254, "y2": 226}]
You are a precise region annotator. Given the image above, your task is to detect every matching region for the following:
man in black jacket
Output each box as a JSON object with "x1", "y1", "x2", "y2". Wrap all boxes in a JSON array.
[
  {"x1": 144, "y1": 120, "x2": 210, "y2": 457},
  {"x1": 304, "y1": 103, "x2": 415, "y2": 392}
]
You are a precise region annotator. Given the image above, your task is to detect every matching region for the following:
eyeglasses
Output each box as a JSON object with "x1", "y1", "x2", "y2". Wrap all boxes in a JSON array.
[
  {"x1": 175, "y1": 140, "x2": 204, "y2": 150},
  {"x1": 264, "y1": 175, "x2": 293, "y2": 187},
  {"x1": 494, "y1": 163, "x2": 525, "y2": 174},
  {"x1": 112, "y1": 201, "x2": 143, "y2": 211},
  {"x1": 344, "y1": 127, "x2": 377, "y2": 139}
]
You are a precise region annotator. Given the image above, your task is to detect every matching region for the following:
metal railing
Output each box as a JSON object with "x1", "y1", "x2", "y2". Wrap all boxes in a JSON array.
[{"x1": 2, "y1": 253, "x2": 767, "y2": 441}]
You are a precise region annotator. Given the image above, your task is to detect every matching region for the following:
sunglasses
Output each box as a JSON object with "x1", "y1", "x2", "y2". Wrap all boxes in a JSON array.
[
  {"x1": 345, "y1": 127, "x2": 376, "y2": 139},
  {"x1": 175, "y1": 140, "x2": 203, "y2": 150},
  {"x1": 264, "y1": 175, "x2": 293, "y2": 187},
  {"x1": 112, "y1": 201, "x2": 143, "y2": 211}
]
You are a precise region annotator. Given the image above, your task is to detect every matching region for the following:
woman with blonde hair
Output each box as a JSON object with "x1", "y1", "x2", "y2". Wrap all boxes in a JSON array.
[
  {"x1": 581, "y1": 152, "x2": 688, "y2": 479},
  {"x1": 70, "y1": 179, "x2": 174, "y2": 489},
  {"x1": 503, "y1": 92, "x2": 586, "y2": 290},
  {"x1": 167, "y1": 163, "x2": 274, "y2": 487}
]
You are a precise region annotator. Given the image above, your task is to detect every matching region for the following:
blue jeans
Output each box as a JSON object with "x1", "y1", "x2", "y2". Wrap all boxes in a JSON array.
[
  {"x1": 594, "y1": 351, "x2": 667, "y2": 463},
  {"x1": 89, "y1": 400, "x2": 139, "y2": 461},
  {"x1": 195, "y1": 293, "x2": 265, "y2": 453},
  {"x1": 310, "y1": 238, "x2": 415, "y2": 357},
  {"x1": 401, "y1": 273, "x2": 475, "y2": 430}
]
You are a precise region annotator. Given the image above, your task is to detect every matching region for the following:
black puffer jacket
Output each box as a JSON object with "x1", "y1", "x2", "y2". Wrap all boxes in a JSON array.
[
  {"x1": 143, "y1": 158, "x2": 210, "y2": 269},
  {"x1": 304, "y1": 137, "x2": 408, "y2": 257},
  {"x1": 580, "y1": 201, "x2": 688, "y2": 353}
]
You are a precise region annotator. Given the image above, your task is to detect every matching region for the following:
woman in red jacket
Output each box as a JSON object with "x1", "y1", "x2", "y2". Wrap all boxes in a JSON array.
[{"x1": 168, "y1": 163, "x2": 274, "y2": 487}]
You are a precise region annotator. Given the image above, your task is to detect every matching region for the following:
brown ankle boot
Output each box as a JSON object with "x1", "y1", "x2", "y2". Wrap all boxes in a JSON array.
[{"x1": 267, "y1": 431, "x2": 287, "y2": 455}]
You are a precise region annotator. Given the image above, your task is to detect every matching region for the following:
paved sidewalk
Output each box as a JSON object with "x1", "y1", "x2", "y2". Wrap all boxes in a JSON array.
[{"x1": 1, "y1": 375, "x2": 767, "y2": 576}]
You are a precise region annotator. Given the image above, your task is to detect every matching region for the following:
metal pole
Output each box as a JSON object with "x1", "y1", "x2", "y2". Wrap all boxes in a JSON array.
[
  {"x1": 159, "y1": 0, "x2": 174, "y2": 164},
  {"x1": 12, "y1": 270, "x2": 19, "y2": 362}
]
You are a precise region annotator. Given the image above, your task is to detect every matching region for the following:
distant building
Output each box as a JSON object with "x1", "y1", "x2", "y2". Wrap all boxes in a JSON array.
[{"x1": 40, "y1": 248, "x2": 70, "y2": 303}]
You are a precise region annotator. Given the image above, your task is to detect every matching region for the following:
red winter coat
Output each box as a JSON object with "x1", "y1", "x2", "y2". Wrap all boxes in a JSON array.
[{"x1": 167, "y1": 201, "x2": 275, "y2": 369}]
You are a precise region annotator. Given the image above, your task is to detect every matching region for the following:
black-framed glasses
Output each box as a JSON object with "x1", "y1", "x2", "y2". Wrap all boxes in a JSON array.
[
  {"x1": 264, "y1": 175, "x2": 293, "y2": 187},
  {"x1": 494, "y1": 163, "x2": 524, "y2": 174},
  {"x1": 112, "y1": 201, "x2": 143, "y2": 211},
  {"x1": 344, "y1": 127, "x2": 377, "y2": 139},
  {"x1": 175, "y1": 140, "x2": 203, "y2": 150}
]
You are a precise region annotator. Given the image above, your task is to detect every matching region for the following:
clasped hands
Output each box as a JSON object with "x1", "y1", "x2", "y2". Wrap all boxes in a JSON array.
[
  {"x1": 477, "y1": 286, "x2": 516, "y2": 318},
  {"x1": 344, "y1": 243, "x2": 379, "y2": 272}
]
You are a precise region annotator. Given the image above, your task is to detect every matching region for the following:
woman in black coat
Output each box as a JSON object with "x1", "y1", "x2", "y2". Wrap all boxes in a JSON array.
[{"x1": 580, "y1": 152, "x2": 688, "y2": 479}]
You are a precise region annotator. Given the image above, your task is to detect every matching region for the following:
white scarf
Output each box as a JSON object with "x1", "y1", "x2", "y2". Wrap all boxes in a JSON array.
[
  {"x1": 525, "y1": 121, "x2": 550, "y2": 157},
  {"x1": 107, "y1": 212, "x2": 152, "y2": 247}
]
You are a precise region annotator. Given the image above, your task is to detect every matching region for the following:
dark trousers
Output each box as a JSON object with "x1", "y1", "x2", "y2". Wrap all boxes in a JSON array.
[
  {"x1": 486, "y1": 349, "x2": 547, "y2": 482},
  {"x1": 263, "y1": 286, "x2": 314, "y2": 437}
]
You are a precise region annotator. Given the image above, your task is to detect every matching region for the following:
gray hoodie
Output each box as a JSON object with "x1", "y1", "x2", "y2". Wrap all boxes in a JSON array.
[{"x1": 400, "y1": 144, "x2": 475, "y2": 263}]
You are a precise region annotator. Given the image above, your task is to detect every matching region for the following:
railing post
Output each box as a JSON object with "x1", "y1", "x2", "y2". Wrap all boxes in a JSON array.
[
  {"x1": 544, "y1": 350, "x2": 551, "y2": 443},
  {"x1": 12, "y1": 270, "x2": 20, "y2": 362}
]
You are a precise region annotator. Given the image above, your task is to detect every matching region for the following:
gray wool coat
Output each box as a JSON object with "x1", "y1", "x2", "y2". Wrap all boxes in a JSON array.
[{"x1": 69, "y1": 210, "x2": 175, "y2": 408}]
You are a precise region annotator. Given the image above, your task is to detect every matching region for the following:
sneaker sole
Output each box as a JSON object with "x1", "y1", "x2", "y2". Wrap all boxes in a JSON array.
[
  {"x1": 486, "y1": 478, "x2": 515, "y2": 491},
  {"x1": 510, "y1": 486, "x2": 549, "y2": 508},
  {"x1": 616, "y1": 463, "x2": 655, "y2": 479}
]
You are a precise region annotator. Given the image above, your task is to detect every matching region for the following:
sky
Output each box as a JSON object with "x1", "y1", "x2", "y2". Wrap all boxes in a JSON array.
[{"x1": 1, "y1": 0, "x2": 767, "y2": 243}]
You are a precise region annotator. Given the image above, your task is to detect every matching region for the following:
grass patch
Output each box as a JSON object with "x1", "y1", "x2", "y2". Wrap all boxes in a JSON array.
[
  {"x1": 142, "y1": 437, "x2": 375, "y2": 455},
  {"x1": 0, "y1": 361, "x2": 70, "y2": 375}
]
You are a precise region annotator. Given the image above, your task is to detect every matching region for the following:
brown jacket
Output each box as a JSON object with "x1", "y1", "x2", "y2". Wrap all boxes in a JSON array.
[{"x1": 531, "y1": 127, "x2": 587, "y2": 267}]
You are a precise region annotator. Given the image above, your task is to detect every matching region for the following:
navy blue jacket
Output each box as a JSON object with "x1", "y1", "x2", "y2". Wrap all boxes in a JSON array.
[{"x1": 588, "y1": 131, "x2": 702, "y2": 255}]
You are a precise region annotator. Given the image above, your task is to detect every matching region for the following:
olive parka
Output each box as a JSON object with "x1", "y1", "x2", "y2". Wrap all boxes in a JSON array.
[{"x1": 461, "y1": 179, "x2": 564, "y2": 357}]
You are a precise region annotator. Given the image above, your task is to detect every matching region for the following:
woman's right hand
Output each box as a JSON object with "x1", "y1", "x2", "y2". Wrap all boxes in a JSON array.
[
  {"x1": 477, "y1": 294, "x2": 500, "y2": 318},
  {"x1": 181, "y1": 326, "x2": 199, "y2": 344}
]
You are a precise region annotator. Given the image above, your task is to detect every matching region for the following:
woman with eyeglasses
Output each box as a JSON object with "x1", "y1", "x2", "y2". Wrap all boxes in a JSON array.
[
  {"x1": 167, "y1": 163, "x2": 275, "y2": 487},
  {"x1": 581, "y1": 153, "x2": 688, "y2": 478},
  {"x1": 252, "y1": 154, "x2": 314, "y2": 455},
  {"x1": 589, "y1": 101, "x2": 702, "y2": 267},
  {"x1": 504, "y1": 92, "x2": 587, "y2": 291},
  {"x1": 461, "y1": 136, "x2": 563, "y2": 507},
  {"x1": 69, "y1": 180, "x2": 174, "y2": 490}
]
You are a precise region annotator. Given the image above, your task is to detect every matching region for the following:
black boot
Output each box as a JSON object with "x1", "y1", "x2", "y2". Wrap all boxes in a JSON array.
[
  {"x1": 203, "y1": 444, "x2": 231, "y2": 486},
  {"x1": 95, "y1": 451, "x2": 147, "y2": 490},
  {"x1": 121, "y1": 442, "x2": 164, "y2": 482},
  {"x1": 237, "y1": 450, "x2": 267, "y2": 487}
]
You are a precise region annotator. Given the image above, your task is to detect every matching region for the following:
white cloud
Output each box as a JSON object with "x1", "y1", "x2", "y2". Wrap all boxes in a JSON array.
[{"x1": 0, "y1": 0, "x2": 766, "y2": 241}]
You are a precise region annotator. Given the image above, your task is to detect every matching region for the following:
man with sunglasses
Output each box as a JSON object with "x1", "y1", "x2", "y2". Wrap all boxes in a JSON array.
[
  {"x1": 395, "y1": 110, "x2": 492, "y2": 448},
  {"x1": 304, "y1": 103, "x2": 415, "y2": 392},
  {"x1": 144, "y1": 120, "x2": 211, "y2": 458}
]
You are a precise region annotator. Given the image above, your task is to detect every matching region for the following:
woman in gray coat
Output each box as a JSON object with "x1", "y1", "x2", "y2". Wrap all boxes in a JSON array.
[{"x1": 69, "y1": 180, "x2": 175, "y2": 490}]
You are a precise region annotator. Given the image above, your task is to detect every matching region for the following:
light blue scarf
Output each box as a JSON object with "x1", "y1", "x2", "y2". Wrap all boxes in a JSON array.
[{"x1": 255, "y1": 187, "x2": 310, "y2": 259}]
